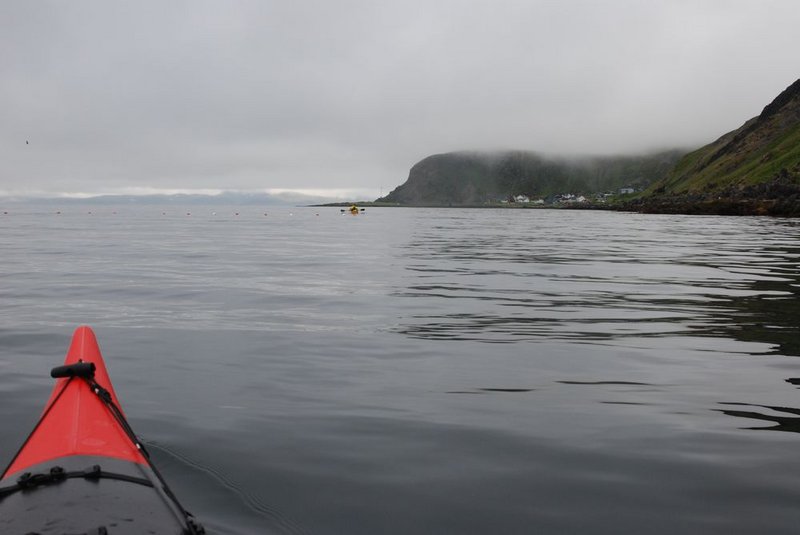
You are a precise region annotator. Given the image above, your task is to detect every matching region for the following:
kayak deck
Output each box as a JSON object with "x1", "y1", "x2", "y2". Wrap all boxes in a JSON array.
[{"x1": 1, "y1": 455, "x2": 191, "y2": 534}]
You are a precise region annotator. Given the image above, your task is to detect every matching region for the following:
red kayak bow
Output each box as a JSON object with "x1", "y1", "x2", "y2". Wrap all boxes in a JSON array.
[
  {"x1": 0, "y1": 326, "x2": 203, "y2": 534},
  {"x1": 4, "y1": 326, "x2": 147, "y2": 476}
]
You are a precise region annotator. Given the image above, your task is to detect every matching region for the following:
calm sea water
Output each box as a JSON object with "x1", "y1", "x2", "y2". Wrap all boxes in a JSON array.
[{"x1": 2, "y1": 205, "x2": 800, "y2": 534}]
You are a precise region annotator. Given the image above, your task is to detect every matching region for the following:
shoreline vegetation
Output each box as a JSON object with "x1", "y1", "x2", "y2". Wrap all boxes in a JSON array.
[
  {"x1": 347, "y1": 173, "x2": 800, "y2": 217},
  {"x1": 316, "y1": 174, "x2": 800, "y2": 217},
  {"x1": 310, "y1": 180, "x2": 800, "y2": 217}
]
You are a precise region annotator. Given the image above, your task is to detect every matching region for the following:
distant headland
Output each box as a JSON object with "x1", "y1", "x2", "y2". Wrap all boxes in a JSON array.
[{"x1": 375, "y1": 78, "x2": 800, "y2": 216}]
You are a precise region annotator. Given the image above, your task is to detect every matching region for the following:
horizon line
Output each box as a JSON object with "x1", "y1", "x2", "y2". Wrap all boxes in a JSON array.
[{"x1": 0, "y1": 187, "x2": 381, "y2": 201}]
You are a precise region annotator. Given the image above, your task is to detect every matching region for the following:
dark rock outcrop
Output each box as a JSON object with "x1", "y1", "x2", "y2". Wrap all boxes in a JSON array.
[{"x1": 625, "y1": 174, "x2": 800, "y2": 216}]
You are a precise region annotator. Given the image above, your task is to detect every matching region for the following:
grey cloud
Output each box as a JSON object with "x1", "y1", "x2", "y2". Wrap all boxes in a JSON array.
[{"x1": 1, "y1": 0, "x2": 798, "y2": 197}]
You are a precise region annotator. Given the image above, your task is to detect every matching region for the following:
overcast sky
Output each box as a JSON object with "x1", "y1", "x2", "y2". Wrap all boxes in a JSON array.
[{"x1": 1, "y1": 1, "x2": 798, "y2": 199}]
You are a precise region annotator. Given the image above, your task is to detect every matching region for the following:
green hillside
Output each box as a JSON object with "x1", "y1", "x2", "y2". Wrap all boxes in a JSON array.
[{"x1": 649, "y1": 78, "x2": 800, "y2": 195}]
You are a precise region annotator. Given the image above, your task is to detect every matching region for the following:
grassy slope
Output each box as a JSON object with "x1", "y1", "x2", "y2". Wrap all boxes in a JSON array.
[{"x1": 649, "y1": 79, "x2": 800, "y2": 195}]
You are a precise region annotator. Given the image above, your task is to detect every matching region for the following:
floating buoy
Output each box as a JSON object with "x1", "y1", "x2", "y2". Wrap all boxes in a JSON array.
[
  {"x1": 212, "y1": 211, "x2": 217, "y2": 216},
  {"x1": 186, "y1": 212, "x2": 191, "y2": 216},
  {"x1": 235, "y1": 212, "x2": 239, "y2": 216},
  {"x1": 263, "y1": 213, "x2": 267, "y2": 216}
]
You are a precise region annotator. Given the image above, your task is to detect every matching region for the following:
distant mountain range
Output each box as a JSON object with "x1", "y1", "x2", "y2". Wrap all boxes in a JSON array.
[
  {"x1": 378, "y1": 78, "x2": 800, "y2": 215},
  {"x1": 0, "y1": 191, "x2": 342, "y2": 206}
]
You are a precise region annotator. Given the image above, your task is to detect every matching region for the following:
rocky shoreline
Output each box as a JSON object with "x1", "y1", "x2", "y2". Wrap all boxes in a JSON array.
[{"x1": 620, "y1": 175, "x2": 800, "y2": 217}]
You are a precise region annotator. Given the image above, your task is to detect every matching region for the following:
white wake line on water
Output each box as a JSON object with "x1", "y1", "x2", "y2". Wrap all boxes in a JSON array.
[{"x1": 145, "y1": 439, "x2": 310, "y2": 535}]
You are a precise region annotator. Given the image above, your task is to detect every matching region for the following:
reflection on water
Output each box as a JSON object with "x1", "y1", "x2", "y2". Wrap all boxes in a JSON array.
[
  {"x1": 719, "y1": 402, "x2": 800, "y2": 433},
  {"x1": 395, "y1": 212, "x2": 800, "y2": 356},
  {"x1": 557, "y1": 380, "x2": 654, "y2": 385},
  {"x1": 446, "y1": 387, "x2": 535, "y2": 394}
]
